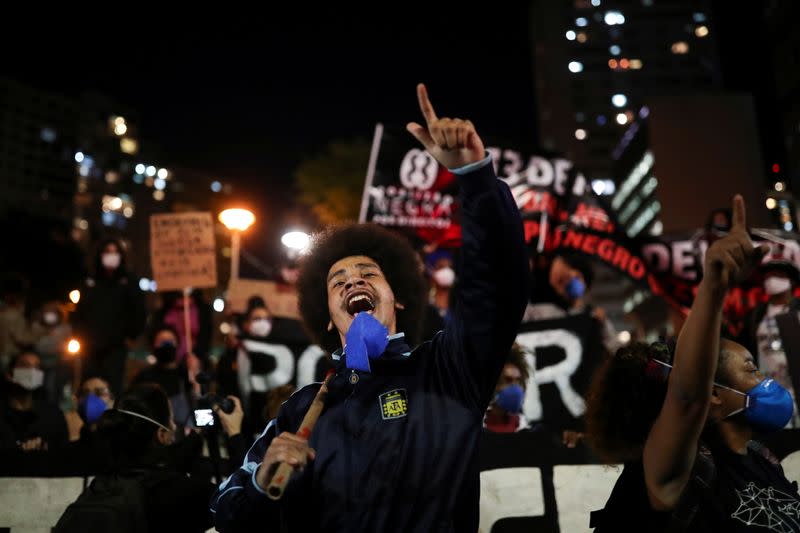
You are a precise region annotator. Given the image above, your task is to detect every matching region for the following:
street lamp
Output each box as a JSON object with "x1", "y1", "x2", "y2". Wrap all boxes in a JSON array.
[
  {"x1": 281, "y1": 231, "x2": 311, "y2": 254},
  {"x1": 219, "y1": 208, "x2": 255, "y2": 282}
]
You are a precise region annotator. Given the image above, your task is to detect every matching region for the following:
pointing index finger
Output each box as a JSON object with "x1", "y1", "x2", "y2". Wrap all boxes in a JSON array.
[
  {"x1": 417, "y1": 83, "x2": 438, "y2": 125},
  {"x1": 731, "y1": 194, "x2": 746, "y2": 230}
]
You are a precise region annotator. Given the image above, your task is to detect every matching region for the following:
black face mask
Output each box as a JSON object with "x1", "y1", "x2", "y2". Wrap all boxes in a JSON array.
[{"x1": 154, "y1": 342, "x2": 177, "y2": 364}]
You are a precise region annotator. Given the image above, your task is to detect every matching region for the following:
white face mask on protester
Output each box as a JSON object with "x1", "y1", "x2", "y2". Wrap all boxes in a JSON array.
[
  {"x1": 432, "y1": 267, "x2": 456, "y2": 288},
  {"x1": 12, "y1": 367, "x2": 44, "y2": 391},
  {"x1": 101, "y1": 253, "x2": 121, "y2": 270},
  {"x1": 249, "y1": 318, "x2": 273, "y2": 338},
  {"x1": 765, "y1": 276, "x2": 792, "y2": 296}
]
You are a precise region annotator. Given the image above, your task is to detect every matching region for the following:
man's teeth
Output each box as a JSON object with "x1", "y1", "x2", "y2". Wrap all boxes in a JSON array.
[{"x1": 347, "y1": 294, "x2": 375, "y2": 314}]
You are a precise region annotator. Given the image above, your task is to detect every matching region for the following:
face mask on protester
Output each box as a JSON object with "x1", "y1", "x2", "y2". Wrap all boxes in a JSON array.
[
  {"x1": 494, "y1": 384, "x2": 524, "y2": 414},
  {"x1": 566, "y1": 276, "x2": 586, "y2": 300},
  {"x1": 101, "y1": 253, "x2": 121, "y2": 270},
  {"x1": 116, "y1": 409, "x2": 175, "y2": 444},
  {"x1": 249, "y1": 318, "x2": 273, "y2": 338},
  {"x1": 78, "y1": 393, "x2": 109, "y2": 425},
  {"x1": 12, "y1": 367, "x2": 44, "y2": 391},
  {"x1": 650, "y1": 359, "x2": 794, "y2": 433},
  {"x1": 764, "y1": 276, "x2": 792, "y2": 296},
  {"x1": 718, "y1": 378, "x2": 795, "y2": 433},
  {"x1": 42, "y1": 311, "x2": 60, "y2": 327},
  {"x1": 153, "y1": 341, "x2": 177, "y2": 364},
  {"x1": 432, "y1": 266, "x2": 456, "y2": 289}
]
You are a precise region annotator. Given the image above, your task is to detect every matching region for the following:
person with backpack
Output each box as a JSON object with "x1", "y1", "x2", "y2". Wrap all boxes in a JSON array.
[
  {"x1": 55, "y1": 383, "x2": 215, "y2": 533},
  {"x1": 585, "y1": 195, "x2": 800, "y2": 532}
]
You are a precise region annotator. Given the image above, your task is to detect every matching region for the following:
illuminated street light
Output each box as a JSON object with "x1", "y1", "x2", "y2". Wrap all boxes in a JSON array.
[
  {"x1": 281, "y1": 231, "x2": 311, "y2": 252},
  {"x1": 67, "y1": 339, "x2": 81, "y2": 355},
  {"x1": 219, "y1": 208, "x2": 256, "y2": 282},
  {"x1": 69, "y1": 290, "x2": 81, "y2": 304}
]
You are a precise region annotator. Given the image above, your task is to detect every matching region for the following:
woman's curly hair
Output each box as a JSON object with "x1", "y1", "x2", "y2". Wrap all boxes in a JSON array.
[
  {"x1": 585, "y1": 342, "x2": 673, "y2": 462},
  {"x1": 585, "y1": 341, "x2": 732, "y2": 462},
  {"x1": 296, "y1": 223, "x2": 427, "y2": 354}
]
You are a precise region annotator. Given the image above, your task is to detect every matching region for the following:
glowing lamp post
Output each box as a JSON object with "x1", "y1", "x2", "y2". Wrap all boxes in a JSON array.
[
  {"x1": 281, "y1": 231, "x2": 311, "y2": 256},
  {"x1": 219, "y1": 208, "x2": 255, "y2": 282},
  {"x1": 67, "y1": 338, "x2": 82, "y2": 394}
]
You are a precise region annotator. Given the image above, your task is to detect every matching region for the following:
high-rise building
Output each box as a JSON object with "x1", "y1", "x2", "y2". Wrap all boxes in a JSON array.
[
  {"x1": 0, "y1": 78, "x2": 236, "y2": 286},
  {"x1": 531, "y1": 0, "x2": 720, "y2": 182},
  {"x1": 0, "y1": 78, "x2": 81, "y2": 222}
]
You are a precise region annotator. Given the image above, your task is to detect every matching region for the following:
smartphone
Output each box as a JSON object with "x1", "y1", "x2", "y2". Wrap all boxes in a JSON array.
[{"x1": 194, "y1": 408, "x2": 214, "y2": 427}]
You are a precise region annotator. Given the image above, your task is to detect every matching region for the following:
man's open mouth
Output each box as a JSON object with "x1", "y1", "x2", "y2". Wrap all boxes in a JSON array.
[{"x1": 346, "y1": 291, "x2": 375, "y2": 315}]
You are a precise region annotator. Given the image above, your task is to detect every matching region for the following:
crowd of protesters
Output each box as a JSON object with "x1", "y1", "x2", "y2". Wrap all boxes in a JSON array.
[{"x1": 2, "y1": 87, "x2": 800, "y2": 533}]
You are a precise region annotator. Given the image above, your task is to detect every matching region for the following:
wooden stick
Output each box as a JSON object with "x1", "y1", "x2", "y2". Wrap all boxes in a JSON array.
[
  {"x1": 267, "y1": 377, "x2": 331, "y2": 500},
  {"x1": 182, "y1": 288, "x2": 193, "y2": 356}
]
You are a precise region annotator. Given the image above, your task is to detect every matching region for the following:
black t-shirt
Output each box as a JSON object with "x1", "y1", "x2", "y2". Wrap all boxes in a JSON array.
[{"x1": 598, "y1": 443, "x2": 800, "y2": 532}]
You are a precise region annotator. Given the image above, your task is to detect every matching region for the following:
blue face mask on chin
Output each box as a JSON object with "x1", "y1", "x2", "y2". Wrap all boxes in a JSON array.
[
  {"x1": 344, "y1": 312, "x2": 389, "y2": 373},
  {"x1": 719, "y1": 378, "x2": 795, "y2": 433}
]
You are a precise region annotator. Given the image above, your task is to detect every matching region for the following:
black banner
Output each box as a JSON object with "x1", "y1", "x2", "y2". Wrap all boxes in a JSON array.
[{"x1": 516, "y1": 312, "x2": 606, "y2": 431}]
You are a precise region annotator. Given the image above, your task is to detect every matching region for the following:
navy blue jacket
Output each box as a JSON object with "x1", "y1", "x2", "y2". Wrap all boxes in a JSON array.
[{"x1": 211, "y1": 158, "x2": 528, "y2": 532}]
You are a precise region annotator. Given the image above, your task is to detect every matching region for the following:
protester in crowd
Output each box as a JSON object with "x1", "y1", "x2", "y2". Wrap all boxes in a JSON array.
[
  {"x1": 211, "y1": 83, "x2": 527, "y2": 532},
  {"x1": 76, "y1": 376, "x2": 114, "y2": 429},
  {"x1": 586, "y1": 196, "x2": 800, "y2": 531},
  {"x1": 150, "y1": 289, "x2": 212, "y2": 368},
  {"x1": 71, "y1": 238, "x2": 146, "y2": 396},
  {"x1": 132, "y1": 325, "x2": 195, "y2": 433},
  {"x1": 0, "y1": 274, "x2": 44, "y2": 367},
  {"x1": 278, "y1": 256, "x2": 301, "y2": 286},
  {"x1": 234, "y1": 299, "x2": 294, "y2": 433},
  {"x1": 484, "y1": 343, "x2": 530, "y2": 433},
  {"x1": 419, "y1": 249, "x2": 447, "y2": 341},
  {"x1": 741, "y1": 258, "x2": 800, "y2": 428},
  {"x1": 525, "y1": 251, "x2": 618, "y2": 353},
  {"x1": 31, "y1": 300, "x2": 73, "y2": 402},
  {"x1": 0, "y1": 349, "x2": 68, "y2": 451},
  {"x1": 426, "y1": 249, "x2": 456, "y2": 325},
  {"x1": 55, "y1": 383, "x2": 216, "y2": 532}
]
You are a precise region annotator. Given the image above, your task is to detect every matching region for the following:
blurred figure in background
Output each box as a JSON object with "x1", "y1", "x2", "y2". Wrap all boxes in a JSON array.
[
  {"x1": 0, "y1": 349, "x2": 68, "y2": 451},
  {"x1": 484, "y1": 343, "x2": 530, "y2": 433},
  {"x1": 742, "y1": 258, "x2": 800, "y2": 427},
  {"x1": 235, "y1": 299, "x2": 290, "y2": 433},
  {"x1": 426, "y1": 249, "x2": 456, "y2": 326},
  {"x1": 150, "y1": 289, "x2": 212, "y2": 369},
  {"x1": 525, "y1": 252, "x2": 619, "y2": 353},
  {"x1": 32, "y1": 300, "x2": 73, "y2": 404},
  {"x1": 77, "y1": 375, "x2": 114, "y2": 429},
  {"x1": 132, "y1": 325, "x2": 195, "y2": 433},
  {"x1": 72, "y1": 238, "x2": 146, "y2": 396},
  {"x1": 0, "y1": 274, "x2": 43, "y2": 368}
]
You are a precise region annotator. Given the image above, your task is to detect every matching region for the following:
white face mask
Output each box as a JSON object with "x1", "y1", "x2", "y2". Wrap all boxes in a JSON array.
[
  {"x1": 765, "y1": 277, "x2": 792, "y2": 296},
  {"x1": 12, "y1": 367, "x2": 44, "y2": 391},
  {"x1": 101, "y1": 253, "x2": 121, "y2": 270},
  {"x1": 249, "y1": 318, "x2": 273, "y2": 338},
  {"x1": 432, "y1": 267, "x2": 456, "y2": 288}
]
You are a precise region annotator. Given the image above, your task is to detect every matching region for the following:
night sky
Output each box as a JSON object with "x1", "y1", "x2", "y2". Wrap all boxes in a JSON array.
[{"x1": 4, "y1": 8, "x2": 536, "y2": 226}]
